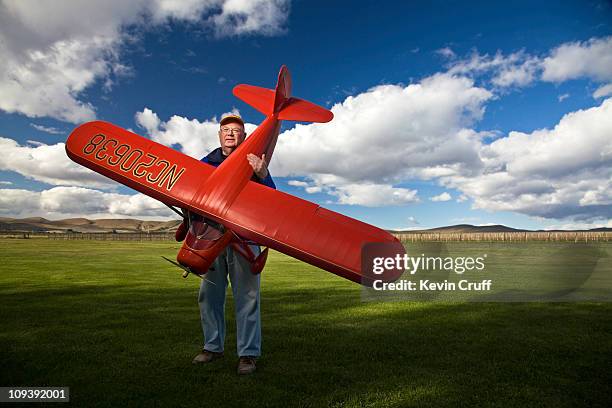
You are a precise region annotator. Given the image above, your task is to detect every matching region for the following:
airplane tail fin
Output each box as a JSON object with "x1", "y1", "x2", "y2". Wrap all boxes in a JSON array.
[{"x1": 233, "y1": 65, "x2": 333, "y2": 123}]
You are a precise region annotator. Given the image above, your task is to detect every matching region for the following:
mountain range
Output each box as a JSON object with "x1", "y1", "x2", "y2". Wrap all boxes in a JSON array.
[
  {"x1": 0, "y1": 218, "x2": 609, "y2": 233},
  {"x1": 0, "y1": 217, "x2": 181, "y2": 233}
]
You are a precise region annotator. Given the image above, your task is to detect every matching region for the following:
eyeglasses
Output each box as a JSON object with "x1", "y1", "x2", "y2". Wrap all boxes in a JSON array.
[{"x1": 221, "y1": 127, "x2": 243, "y2": 134}]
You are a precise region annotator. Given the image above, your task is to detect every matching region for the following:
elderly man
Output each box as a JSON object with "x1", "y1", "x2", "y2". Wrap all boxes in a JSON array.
[{"x1": 191, "y1": 114, "x2": 275, "y2": 375}]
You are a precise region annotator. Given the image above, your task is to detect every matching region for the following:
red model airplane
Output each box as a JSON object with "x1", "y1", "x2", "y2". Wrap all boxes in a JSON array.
[{"x1": 66, "y1": 66, "x2": 404, "y2": 286}]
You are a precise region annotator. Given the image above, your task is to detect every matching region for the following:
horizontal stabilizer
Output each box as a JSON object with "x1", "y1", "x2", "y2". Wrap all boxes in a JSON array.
[
  {"x1": 232, "y1": 65, "x2": 333, "y2": 123},
  {"x1": 278, "y1": 97, "x2": 333, "y2": 123},
  {"x1": 233, "y1": 84, "x2": 275, "y2": 116}
]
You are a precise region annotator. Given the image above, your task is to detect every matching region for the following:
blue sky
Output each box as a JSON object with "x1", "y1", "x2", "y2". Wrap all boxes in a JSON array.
[{"x1": 0, "y1": 0, "x2": 611, "y2": 230}]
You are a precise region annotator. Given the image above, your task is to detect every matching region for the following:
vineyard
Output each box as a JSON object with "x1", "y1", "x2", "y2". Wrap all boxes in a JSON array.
[{"x1": 1, "y1": 230, "x2": 610, "y2": 242}]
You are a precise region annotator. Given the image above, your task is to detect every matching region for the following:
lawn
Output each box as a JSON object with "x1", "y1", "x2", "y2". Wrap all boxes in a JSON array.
[{"x1": 1, "y1": 239, "x2": 611, "y2": 407}]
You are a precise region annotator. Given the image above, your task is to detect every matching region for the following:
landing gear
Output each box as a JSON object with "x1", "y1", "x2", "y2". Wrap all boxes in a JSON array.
[{"x1": 166, "y1": 209, "x2": 269, "y2": 280}]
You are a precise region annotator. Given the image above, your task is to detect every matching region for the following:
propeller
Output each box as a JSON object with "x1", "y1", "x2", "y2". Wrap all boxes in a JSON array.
[{"x1": 161, "y1": 256, "x2": 216, "y2": 285}]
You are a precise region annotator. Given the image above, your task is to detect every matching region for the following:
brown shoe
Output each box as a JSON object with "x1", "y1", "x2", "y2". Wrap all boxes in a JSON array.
[
  {"x1": 192, "y1": 350, "x2": 224, "y2": 364},
  {"x1": 237, "y1": 356, "x2": 257, "y2": 375}
]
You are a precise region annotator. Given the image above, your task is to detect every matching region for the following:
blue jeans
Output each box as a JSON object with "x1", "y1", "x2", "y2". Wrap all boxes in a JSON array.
[{"x1": 198, "y1": 245, "x2": 261, "y2": 357}]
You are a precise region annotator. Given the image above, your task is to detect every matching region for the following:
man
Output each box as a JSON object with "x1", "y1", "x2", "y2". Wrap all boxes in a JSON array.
[{"x1": 192, "y1": 114, "x2": 275, "y2": 375}]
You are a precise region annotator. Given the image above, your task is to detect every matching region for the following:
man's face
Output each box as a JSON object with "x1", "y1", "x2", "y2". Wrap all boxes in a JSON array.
[{"x1": 218, "y1": 121, "x2": 245, "y2": 151}]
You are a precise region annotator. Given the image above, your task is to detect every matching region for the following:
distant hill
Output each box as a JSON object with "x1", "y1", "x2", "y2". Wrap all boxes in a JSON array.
[
  {"x1": 426, "y1": 224, "x2": 524, "y2": 233},
  {"x1": 0, "y1": 217, "x2": 182, "y2": 233},
  {"x1": 0, "y1": 218, "x2": 609, "y2": 234},
  {"x1": 391, "y1": 224, "x2": 610, "y2": 233}
]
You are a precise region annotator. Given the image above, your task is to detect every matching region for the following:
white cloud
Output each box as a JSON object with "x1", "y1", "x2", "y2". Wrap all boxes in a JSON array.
[
  {"x1": 288, "y1": 176, "x2": 418, "y2": 206},
  {"x1": 0, "y1": 187, "x2": 174, "y2": 219},
  {"x1": 541, "y1": 36, "x2": 612, "y2": 82},
  {"x1": 543, "y1": 219, "x2": 612, "y2": 231},
  {"x1": 304, "y1": 186, "x2": 321, "y2": 194},
  {"x1": 267, "y1": 73, "x2": 491, "y2": 205},
  {"x1": 135, "y1": 108, "x2": 162, "y2": 134},
  {"x1": 446, "y1": 36, "x2": 612, "y2": 88},
  {"x1": 322, "y1": 180, "x2": 418, "y2": 207},
  {"x1": 0, "y1": 0, "x2": 290, "y2": 123},
  {"x1": 0, "y1": 35, "x2": 114, "y2": 122},
  {"x1": 0, "y1": 136, "x2": 114, "y2": 188},
  {"x1": 274, "y1": 84, "x2": 611, "y2": 221},
  {"x1": 287, "y1": 179, "x2": 321, "y2": 193},
  {"x1": 149, "y1": 0, "x2": 217, "y2": 22},
  {"x1": 558, "y1": 93, "x2": 570, "y2": 102},
  {"x1": 25, "y1": 140, "x2": 45, "y2": 147},
  {"x1": 436, "y1": 47, "x2": 456, "y2": 59},
  {"x1": 448, "y1": 50, "x2": 539, "y2": 88},
  {"x1": 135, "y1": 107, "x2": 257, "y2": 159},
  {"x1": 442, "y1": 98, "x2": 612, "y2": 221},
  {"x1": 491, "y1": 56, "x2": 540, "y2": 88},
  {"x1": 211, "y1": 0, "x2": 290, "y2": 37},
  {"x1": 430, "y1": 192, "x2": 451, "y2": 202},
  {"x1": 30, "y1": 123, "x2": 64, "y2": 134},
  {"x1": 272, "y1": 73, "x2": 492, "y2": 182},
  {"x1": 593, "y1": 83, "x2": 612, "y2": 98}
]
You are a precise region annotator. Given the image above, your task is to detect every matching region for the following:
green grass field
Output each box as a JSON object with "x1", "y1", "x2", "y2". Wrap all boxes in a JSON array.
[{"x1": 1, "y1": 239, "x2": 611, "y2": 407}]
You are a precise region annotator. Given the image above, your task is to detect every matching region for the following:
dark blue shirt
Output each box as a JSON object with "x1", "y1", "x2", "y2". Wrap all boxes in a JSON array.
[{"x1": 200, "y1": 147, "x2": 276, "y2": 189}]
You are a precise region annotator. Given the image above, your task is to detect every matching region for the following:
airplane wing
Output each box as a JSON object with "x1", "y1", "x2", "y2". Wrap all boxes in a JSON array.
[
  {"x1": 66, "y1": 120, "x2": 211, "y2": 209},
  {"x1": 66, "y1": 121, "x2": 404, "y2": 286},
  {"x1": 219, "y1": 182, "x2": 405, "y2": 285}
]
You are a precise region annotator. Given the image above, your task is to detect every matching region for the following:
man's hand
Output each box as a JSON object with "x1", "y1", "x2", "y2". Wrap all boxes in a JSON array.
[{"x1": 247, "y1": 153, "x2": 269, "y2": 179}]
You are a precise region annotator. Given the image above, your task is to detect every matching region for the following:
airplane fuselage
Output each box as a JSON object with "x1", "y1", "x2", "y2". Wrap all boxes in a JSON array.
[{"x1": 193, "y1": 115, "x2": 281, "y2": 219}]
